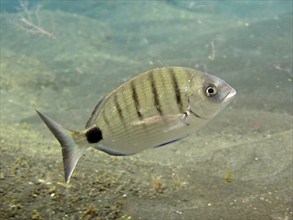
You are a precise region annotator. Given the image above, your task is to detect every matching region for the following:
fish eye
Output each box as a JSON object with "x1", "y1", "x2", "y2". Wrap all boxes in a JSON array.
[{"x1": 205, "y1": 85, "x2": 217, "y2": 97}]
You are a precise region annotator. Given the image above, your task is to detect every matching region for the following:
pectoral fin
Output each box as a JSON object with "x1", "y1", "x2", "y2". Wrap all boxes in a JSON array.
[{"x1": 131, "y1": 112, "x2": 190, "y2": 132}]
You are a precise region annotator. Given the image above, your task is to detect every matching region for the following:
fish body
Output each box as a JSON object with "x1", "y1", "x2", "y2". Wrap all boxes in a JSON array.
[{"x1": 37, "y1": 67, "x2": 236, "y2": 183}]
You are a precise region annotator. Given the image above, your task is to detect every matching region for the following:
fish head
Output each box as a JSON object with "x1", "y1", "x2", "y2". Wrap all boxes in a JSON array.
[{"x1": 187, "y1": 72, "x2": 236, "y2": 120}]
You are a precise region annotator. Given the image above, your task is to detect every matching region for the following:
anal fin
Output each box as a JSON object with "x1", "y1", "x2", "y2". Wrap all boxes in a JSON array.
[{"x1": 155, "y1": 134, "x2": 189, "y2": 148}]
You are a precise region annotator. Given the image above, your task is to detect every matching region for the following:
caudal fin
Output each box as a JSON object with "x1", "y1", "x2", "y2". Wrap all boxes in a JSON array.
[{"x1": 36, "y1": 110, "x2": 87, "y2": 183}]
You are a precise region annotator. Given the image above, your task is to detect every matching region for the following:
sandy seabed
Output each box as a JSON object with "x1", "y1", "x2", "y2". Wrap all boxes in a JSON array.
[{"x1": 0, "y1": 1, "x2": 292, "y2": 219}]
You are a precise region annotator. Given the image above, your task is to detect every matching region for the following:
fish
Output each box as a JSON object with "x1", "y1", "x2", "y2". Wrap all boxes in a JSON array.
[{"x1": 36, "y1": 67, "x2": 236, "y2": 183}]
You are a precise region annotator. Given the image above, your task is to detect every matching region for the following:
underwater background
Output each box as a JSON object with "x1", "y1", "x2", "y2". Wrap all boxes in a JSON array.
[{"x1": 0, "y1": 0, "x2": 292, "y2": 219}]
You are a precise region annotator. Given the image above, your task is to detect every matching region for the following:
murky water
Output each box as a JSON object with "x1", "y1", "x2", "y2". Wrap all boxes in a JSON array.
[{"x1": 0, "y1": 1, "x2": 292, "y2": 219}]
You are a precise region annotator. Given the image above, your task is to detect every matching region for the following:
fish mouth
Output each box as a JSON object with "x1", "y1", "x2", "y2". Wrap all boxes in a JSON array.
[{"x1": 223, "y1": 88, "x2": 236, "y2": 102}]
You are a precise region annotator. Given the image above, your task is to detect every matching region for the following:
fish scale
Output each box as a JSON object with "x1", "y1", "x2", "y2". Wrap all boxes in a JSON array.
[
  {"x1": 94, "y1": 68, "x2": 191, "y2": 152},
  {"x1": 36, "y1": 66, "x2": 236, "y2": 183}
]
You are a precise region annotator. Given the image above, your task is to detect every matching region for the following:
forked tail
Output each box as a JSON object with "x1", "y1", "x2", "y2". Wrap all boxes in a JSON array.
[{"x1": 36, "y1": 110, "x2": 88, "y2": 183}]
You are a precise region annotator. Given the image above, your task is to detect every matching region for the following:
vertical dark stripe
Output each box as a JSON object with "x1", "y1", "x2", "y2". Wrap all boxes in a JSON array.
[
  {"x1": 149, "y1": 71, "x2": 163, "y2": 115},
  {"x1": 102, "y1": 109, "x2": 110, "y2": 126},
  {"x1": 130, "y1": 80, "x2": 143, "y2": 119},
  {"x1": 114, "y1": 93, "x2": 123, "y2": 121},
  {"x1": 170, "y1": 68, "x2": 184, "y2": 113}
]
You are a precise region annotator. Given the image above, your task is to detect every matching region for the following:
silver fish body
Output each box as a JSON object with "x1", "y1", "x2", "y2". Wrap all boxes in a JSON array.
[{"x1": 36, "y1": 67, "x2": 236, "y2": 183}]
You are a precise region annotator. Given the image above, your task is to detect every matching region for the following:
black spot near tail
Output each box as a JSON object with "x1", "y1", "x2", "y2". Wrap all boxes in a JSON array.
[{"x1": 86, "y1": 126, "x2": 103, "y2": 143}]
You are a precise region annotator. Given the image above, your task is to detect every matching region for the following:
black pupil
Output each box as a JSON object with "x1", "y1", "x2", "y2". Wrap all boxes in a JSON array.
[{"x1": 208, "y1": 87, "x2": 214, "y2": 94}]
